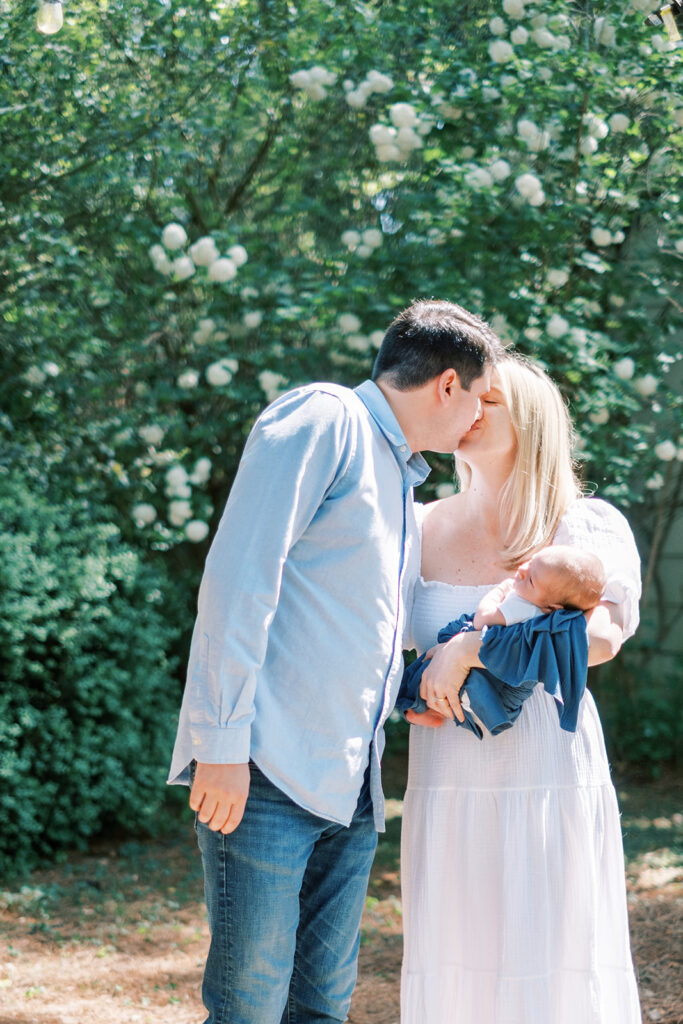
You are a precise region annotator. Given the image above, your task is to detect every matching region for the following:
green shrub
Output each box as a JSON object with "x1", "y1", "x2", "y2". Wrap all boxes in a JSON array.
[
  {"x1": 592, "y1": 646, "x2": 683, "y2": 779},
  {"x1": 0, "y1": 471, "x2": 181, "y2": 877}
]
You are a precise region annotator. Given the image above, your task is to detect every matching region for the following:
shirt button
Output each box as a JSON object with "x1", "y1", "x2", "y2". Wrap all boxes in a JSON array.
[{"x1": 400, "y1": 445, "x2": 407, "y2": 453}]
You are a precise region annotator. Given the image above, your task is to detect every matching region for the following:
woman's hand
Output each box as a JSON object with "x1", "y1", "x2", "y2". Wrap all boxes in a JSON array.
[{"x1": 418, "y1": 630, "x2": 484, "y2": 724}]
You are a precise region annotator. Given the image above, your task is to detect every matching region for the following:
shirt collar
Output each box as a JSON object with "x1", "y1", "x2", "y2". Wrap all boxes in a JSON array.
[{"x1": 354, "y1": 380, "x2": 431, "y2": 488}]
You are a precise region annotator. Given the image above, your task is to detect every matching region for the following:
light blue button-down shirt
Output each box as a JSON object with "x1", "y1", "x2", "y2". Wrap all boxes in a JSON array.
[{"x1": 168, "y1": 380, "x2": 429, "y2": 831}]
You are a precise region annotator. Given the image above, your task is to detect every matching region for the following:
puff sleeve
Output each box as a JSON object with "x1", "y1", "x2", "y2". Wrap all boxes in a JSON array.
[{"x1": 552, "y1": 497, "x2": 641, "y2": 640}]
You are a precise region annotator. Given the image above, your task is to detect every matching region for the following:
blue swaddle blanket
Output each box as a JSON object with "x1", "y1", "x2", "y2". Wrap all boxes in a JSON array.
[{"x1": 395, "y1": 610, "x2": 588, "y2": 738}]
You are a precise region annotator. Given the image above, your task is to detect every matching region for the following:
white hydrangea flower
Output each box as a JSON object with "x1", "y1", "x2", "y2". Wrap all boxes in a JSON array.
[
  {"x1": 589, "y1": 408, "x2": 609, "y2": 425},
  {"x1": 303, "y1": 83, "x2": 327, "y2": 101},
  {"x1": 389, "y1": 102, "x2": 419, "y2": 128},
  {"x1": 610, "y1": 294, "x2": 626, "y2": 307},
  {"x1": 554, "y1": 34, "x2": 571, "y2": 50},
  {"x1": 612, "y1": 230, "x2": 625, "y2": 244},
  {"x1": 192, "y1": 318, "x2": 216, "y2": 345},
  {"x1": 258, "y1": 370, "x2": 288, "y2": 402},
  {"x1": 483, "y1": 87, "x2": 501, "y2": 102},
  {"x1": 609, "y1": 113, "x2": 631, "y2": 133},
  {"x1": 645, "y1": 472, "x2": 664, "y2": 490},
  {"x1": 489, "y1": 40, "x2": 515, "y2": 62},
  {"x1": 241, "y1": 285, "x2": 259, "y2": 300},
  {"x1": 511, "y1": 26, "x2": 529, "y2": 44},
  {"x1": 547, "y1": 269, "x2": 570, "y2": 288},
  {"x1": 655, "y1": 440, "x2": 677, "y2": 461},
  {"x1": 537, "y1": 66, "x2": 553, "y2": 82},
  {"x1": 289, "y1": 70, "x2": 312, "y2": 89},
  {"x1": 465, "y1": 167, "x2": 494, "y2": 189},
  {"x1": 185, "y1": 519, "x2": 210, "y2": 543},
  {"x1": 206, "y1": 358, "x2": 237, "y2": 387},
  {"x1": 369, "y1": 330, "x2": 385, "y2": 348},
  {"x1": 25, "y1": 366, "x2": 47, "y2": 385},
  {"x1": 396, "y1": 126, "x2": 423, "y2": 151},
  {"x1": 547, "y1": 314, "x2": 569, "y2": 338},
  {"x1": 517, "y1": 119, "x2": 550, "y2": 151},
  {"x1": 173, "y1": 256, "x2": 195, "y2": 281},
  {"x1": 149, "y1": 243, "x2": 166, "y2": 264},
  {"x1": 177, "y1": 369, "x2": 200, "y2": 389},
  {"x1": 524, "y1": 326, "x2": 542, "y2": 342},
  {"x1": 490, "y1": 16, "x2": 507, "y2": 34},
  {"x1": 243, "y1": 311, "x2": 263, "y2": 329},
  {"x1": 591, "y1": 227, "x2": 612, "y2": 247},
  {"x1": 579, "y1": 135, "x2": 599, "y2": 156},
  {"x1": 435, "y1": 482, "x2": 456, "y2": 499},
  {"x1": 189, "y1": 236, "x2": 220, "y2": 267},
  {"x1": 490, "y1": 313, "x2": 512, "y2": 340},
  {"x1": 362, "y1": 228, "x2": 383, "y2": 248},
  {"x1": 635, "y1": 374, "x2": 658, "y2": 397},
  {"x1": 460, "y1": 146, "x2": 476, "y2": 159},
  {"x1": 369, "y1": 124, "x2": 397, "y2": 146},
  {"x1": 503, "y1": 0, "x2": 527, "y2": 18},
  {"x1": 376, "y1": 143, "x2": 402, "y2": 162},
  {"x1": 152, "y1": 253, "x2": 173, "y2": 275},
  {"x1": 338, "y1": 313, "x2": 362, "y2": 334},
  {"x1": 132, "y1": 503, "x2": 157, "y2": 526},
  {"x1": 208, "y1": 257, "x2": 237, "y2": 283},
  {"x1": 308, "y1": 65, "x2": 337, "y2": 86},
  {"x1": 355, "y1": 244, "x2": 374, "y2": 258},
  {"x1": 346, "y1": 90, "x2": 368, "y2": 109},
  {"x1": 530, "y1": 13, "x2": 548, "y2": 27},
  {"x1": 169, "y1": 499, "x2": 193, "y2": 526},
  {"x1": 139, "y1": 424, "x2": 165, "y2": 447},
  {"x1": 613, "y1": 357, "x2": 635, "y2": 380},
  {"x1": 189, "y1": 457, "x2": 213, "y2": 486},
  {"x1": 162, "y1": 223, "x2": 188, "y2": 250},
  {"x1": 594, "y1": 17, "x2": 616, "y2": 46},
  {"x1": 515, "y1": 172, "x2": 543, "y2": 198},
  {"x1": 531, "y1": 28, "x2": 555, "y2": 47},
  {"x1": 227, "y1": 244, "x2": 248, "y2": 267},
  {"x1": 675, "y1": 239, "x2": 683, "y2": 254},
  {"x1": 366, "y1": 71, "x2": 394, "y2": 93},
  {"x1": 489, "y1": 159, "x2": 511, "y2": 181},
  {"x1": 585, "y1": 113, "x2": 609, "y2": 139},
  {"x1": 674, "y1": 108, "x2": 683, "y2": 127},
  {"x1": 165, "y1": 465, "x2": 188, "y2": 490},
  {"x1": 345, "y1": 333, "x2": 372, "y2": 352},
  {"x1": 341, "y1": 229, "x2": 361, "y2": 250}
]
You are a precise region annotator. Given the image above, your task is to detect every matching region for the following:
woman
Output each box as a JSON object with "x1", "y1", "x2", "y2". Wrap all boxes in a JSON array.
[{"x1": 401, "y1": 354, "x2": 642, "y2": 1023}]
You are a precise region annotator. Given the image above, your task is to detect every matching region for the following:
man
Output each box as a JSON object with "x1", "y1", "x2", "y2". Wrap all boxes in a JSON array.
[{"x1": 168, "y1": 299, "x2": 503, "y2": 1024}]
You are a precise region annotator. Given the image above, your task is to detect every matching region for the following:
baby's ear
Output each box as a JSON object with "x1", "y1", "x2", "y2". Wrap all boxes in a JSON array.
[{"x1": 547, "y1": 602, "x2": 563, "y2": 611}]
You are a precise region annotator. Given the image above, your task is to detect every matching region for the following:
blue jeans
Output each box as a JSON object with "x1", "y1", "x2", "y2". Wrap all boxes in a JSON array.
[{"x1": 195, "y1": 762, "x2": 378, "y2": 1024}]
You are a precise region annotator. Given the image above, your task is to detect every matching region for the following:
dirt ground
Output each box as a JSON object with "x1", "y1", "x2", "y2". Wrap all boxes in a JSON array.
[{"x1": 0, "y1": 774, "x2": 681, "y2": 1024}]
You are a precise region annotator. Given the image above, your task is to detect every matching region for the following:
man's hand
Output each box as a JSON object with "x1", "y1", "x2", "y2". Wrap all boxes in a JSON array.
[
  {"x1": 418, "y1": 629, "x2": 484, "y2": 723},
  {"x1": 190, "y1": 762, "x2": 250, "y2": 834}
]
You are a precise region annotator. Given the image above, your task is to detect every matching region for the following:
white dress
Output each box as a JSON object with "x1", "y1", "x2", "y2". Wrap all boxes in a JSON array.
[{"x1": 400, "y1": 498, "x2": 643, "y2": 1024}]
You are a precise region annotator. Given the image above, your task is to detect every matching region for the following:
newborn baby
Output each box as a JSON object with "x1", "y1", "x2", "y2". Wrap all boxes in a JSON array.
[{"x1": 473, "y1": 544, "x2": 607, "y2": 629}]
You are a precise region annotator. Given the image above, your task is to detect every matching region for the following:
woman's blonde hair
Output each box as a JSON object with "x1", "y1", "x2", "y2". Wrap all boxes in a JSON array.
[{"x1": 456, "y1": 352, "x2": 583, "y2": 570}]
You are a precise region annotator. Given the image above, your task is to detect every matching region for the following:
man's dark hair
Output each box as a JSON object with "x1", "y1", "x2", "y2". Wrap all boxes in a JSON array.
[{"x1": 372, "y1": 299, "x2": 505, "y2": 391}]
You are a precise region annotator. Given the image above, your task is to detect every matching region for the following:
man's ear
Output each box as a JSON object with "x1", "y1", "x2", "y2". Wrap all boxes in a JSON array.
[{"x1": 439, "y1": 368, "x2": 460, "y2": 398}]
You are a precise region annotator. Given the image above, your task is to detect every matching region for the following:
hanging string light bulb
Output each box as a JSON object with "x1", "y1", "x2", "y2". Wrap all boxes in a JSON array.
[{"x1": 36, "y1": 0, "x2": 64, "y2": 35}]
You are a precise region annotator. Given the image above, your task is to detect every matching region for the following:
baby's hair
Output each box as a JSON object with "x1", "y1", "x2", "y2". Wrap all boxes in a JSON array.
[{"x1": 536, "y1": 545, "x2": 607, "y2": 611}]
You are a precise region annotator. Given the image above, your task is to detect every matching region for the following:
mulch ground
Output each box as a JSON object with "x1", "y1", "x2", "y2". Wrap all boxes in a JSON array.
[{"x1": 0, "y1": 773, "x2": 680, "y2": 1024}]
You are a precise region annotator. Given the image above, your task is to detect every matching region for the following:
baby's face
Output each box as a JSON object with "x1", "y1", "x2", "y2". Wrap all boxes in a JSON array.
[{"x1": 512, "y1": 555, "x2": 562, "y2": 611}]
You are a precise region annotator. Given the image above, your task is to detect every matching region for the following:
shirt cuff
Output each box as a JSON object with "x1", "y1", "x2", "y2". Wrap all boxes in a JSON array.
[{"x1": 189, "y1": 723, "x2": 251, "y2": 764}]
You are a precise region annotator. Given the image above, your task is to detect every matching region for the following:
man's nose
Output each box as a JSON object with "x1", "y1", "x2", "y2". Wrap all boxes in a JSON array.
[{"x1": 473, "y1": 399, "x2": 483, "y2": 423}]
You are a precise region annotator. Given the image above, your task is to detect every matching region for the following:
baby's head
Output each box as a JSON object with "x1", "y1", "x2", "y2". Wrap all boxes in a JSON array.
[{"x1": 513, "y1": 545, "x2": 606, "y2": 613}]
